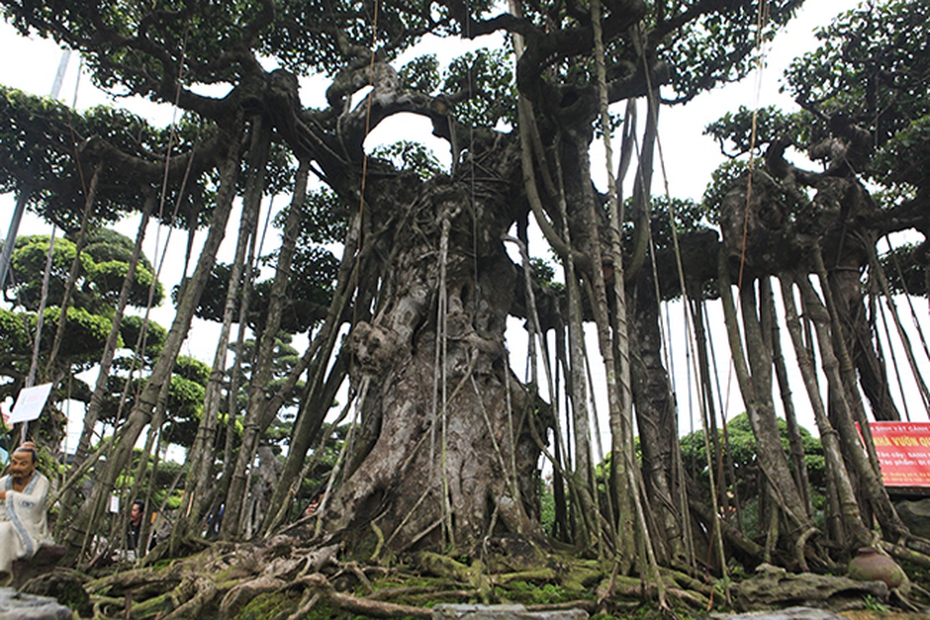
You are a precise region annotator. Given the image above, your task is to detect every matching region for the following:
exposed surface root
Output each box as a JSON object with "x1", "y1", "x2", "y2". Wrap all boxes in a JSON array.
[{"x1": 58, "y1": 529, "x2": 930, "y2": 619}]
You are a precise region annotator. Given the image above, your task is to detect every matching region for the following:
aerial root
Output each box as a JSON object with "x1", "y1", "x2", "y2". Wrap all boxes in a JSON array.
[
  {"x1": 666, "y1": 587, "x2": 708, "y2": 610},
  {"x1": 280, "y1": 590, "x2": 320, "y2": 620},
  {"x1": 334, "y1": 559, "x2": 377, "y2": 593},
  {"x1": 90, "y1": 594, "x2": 124, "y2": 620},
  {"x1": 77, "y1": 533, "x2": 734, "y2": 619},
  {"x1": 301, "y1": 573, "x2": 434, "y2": 618},
  {"x1": 794, "y1": 526, "x2": 818, "y2": 572},
  {"x1": 881, "y1": 538, "x2": 930, "y2": 569},
  {"x1": 161, "y1": 574, "x2": 218, "y2": 619},
  {"x1": 87, "y1": 570, "x2": 215, "y2": 620}
]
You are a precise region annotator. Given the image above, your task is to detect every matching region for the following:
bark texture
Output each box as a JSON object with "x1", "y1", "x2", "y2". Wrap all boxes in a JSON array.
[{"x1": 324, "y1": 154, "x2": 547, "y2": 553}]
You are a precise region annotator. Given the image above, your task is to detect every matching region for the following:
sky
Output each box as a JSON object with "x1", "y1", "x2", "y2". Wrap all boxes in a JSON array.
[{"x1": 4, "y1": 0, "x2": 927, "y2": 458}]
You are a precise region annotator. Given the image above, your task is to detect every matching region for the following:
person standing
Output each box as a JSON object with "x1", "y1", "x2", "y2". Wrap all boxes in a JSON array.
[
  {"x1": 126, "y1": 499, "x2": 146, "y2": 556},
  {"x1": 0, "y1": 442, "x2": 52, "y2": 585}
]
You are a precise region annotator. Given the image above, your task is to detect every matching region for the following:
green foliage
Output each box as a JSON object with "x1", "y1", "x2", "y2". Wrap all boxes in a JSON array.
[
  {"x1": 0, "y1": 307, "x2": 32, "y2": 360},
  {"x1": 539, "y1": 480, "x2": 556, "y2": 537},
  {"x1": 30, "y1": 305, "x2": 118, "y2": 365},
  {"x1": 234, "y1": 591, "x2": 301, "y2": 620},
  {"x1": 371, "y1": 141, "x2": 442, "y2": 179},
  {"x1": 784, "y1": 1, "x2": 930, "y2": 149},
  {"x1": 118, "y1": 314, "x2": 168, "y2": 361},
  {"x1": 173, "y1": 356, "x2": 211, "y2": 387},
  {"x1": 632, "y1": 195, "x2": 709, "y2": 252},
  {"x1": 702, "y1": 159, "x2": 749, "y2": 224},
  {"x1": 874, "y1": 115, "x2": 930, "y2": 194},
  {"x1": 81, "y1": 227, "x2": 154, "y2": 272},
  {"x1": 160, "y1": 362, "x2": 211, "y2": 448},
  {"x1": 772, "y1": 0, "x2": 930, "y2": 203},
  {"x1": 878, "y1": 242, "x2": 927, "y2": 297},
  {"x1": 660, "y1": 0, "x2": 803, "y2": 104},
  {"x1": 191, "y1": 192, "x2": 340, "y2": 335},
  {"x1": 400, "y1": 54, "x2": 441, "y2": 94},
  {"x1": 181, "y1": 261, "x2": 245, "y2": 324},
  {"x1": 502, "y1": 580, "x2": 574, "y2": 605},
  {"x1": 7, "y1": 235, "x2": 93, "y2": 311},
  {"x1": 704, "y1": 0, "x2": 930, "y2": 311},
  {"x1": 0, "y1": 87, "x2": 202, "y2": 228},
  {"x1": 264, "y1": 0, "x2": 470, "y2": 77},
  {"x1": 115, "y1": 451, "x2": 185, "y2": 512},
  {"x1": 90, "y1": 260, "x2": 160, "y2": 309},
  {"x1": 862, "y1": 594, "x2": 890, "y2": 613},
  {"x1": 617, "y1": 194, "x2": 715, "y2": 301},
  {"x1": 680, "y1": 413, "x2": 825, "y2": 520},
  {"x1": 704, "y1": 106, "x2": 808, "y2": 159},
  {"x1": 260, "y1": 143, "x2": 300, "y2": 197},
  {"x1": 296, "y1": 189, "x2": 348, "y2": 245},
  {"x1": 4, "y1": 229, "x2": 164, "y2": 313},
  {"x1": 529, "y1": 257, "x2": 561, "y2": 293},
  {"x1": 442, "y1": 48, "x2": 516, "y2": 128}
]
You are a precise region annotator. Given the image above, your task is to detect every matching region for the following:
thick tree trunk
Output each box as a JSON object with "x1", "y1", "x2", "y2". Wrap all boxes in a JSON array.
[
  {"x1": 828, "y1": 253, "x2": 900, "y2": 421},
  {"x1": 763, "y1": 278, "x2": 813, "y2": 515},
  {"x1": 564, "y1": 265, "x2": 600, "y2": 544},
  {"x1": 323, "y1": 166, "x2": 545, "y2": 553}
]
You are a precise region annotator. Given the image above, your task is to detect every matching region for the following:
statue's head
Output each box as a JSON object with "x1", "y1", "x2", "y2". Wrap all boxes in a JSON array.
[{"x1": 9, "y1": 443, "x2": 37, "y2": 482}]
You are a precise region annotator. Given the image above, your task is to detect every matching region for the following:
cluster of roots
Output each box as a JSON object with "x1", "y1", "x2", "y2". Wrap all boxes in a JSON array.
[{"x1": 14, "y1": 527, "x2": 930, "y2": 619}]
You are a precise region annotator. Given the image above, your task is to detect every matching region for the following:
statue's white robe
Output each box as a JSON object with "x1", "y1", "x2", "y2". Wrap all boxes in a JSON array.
[{"x1": 0, "y1": 472, "x2": 52, "y2": 573}]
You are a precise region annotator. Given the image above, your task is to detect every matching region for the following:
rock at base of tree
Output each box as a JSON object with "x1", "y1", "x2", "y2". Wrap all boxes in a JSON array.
[
  {"x1": 0, "y1": 587, "x2": 73, "y2": 620},
  {"x1": 19, "y1": 568, "x2": 91, "y2": 618},
  {"x1": 735, "y1": 563, "x2": 889, "y2": 612},
  {"x1": 894, "y1": 499, "x2": 930, "y2": 540},
  {"x1": 432, "y1": 603, "x2": 588, "y2": 620},
  {"x1": 711, "y1": 606, "x2": 851, "y2": 619}
]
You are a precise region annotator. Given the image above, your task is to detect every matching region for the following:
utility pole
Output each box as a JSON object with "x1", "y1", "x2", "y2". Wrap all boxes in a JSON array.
[{"x1": 0, "y1": 49, "x2": 71, "y2": 290}]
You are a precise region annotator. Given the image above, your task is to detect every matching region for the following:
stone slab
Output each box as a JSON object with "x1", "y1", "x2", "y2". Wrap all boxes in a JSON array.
[
  {"x1": 0, "y1": 587, "x2": 72, "y2": 620},
  {"x1": 712, "y1": 607, "x2": 850, "y2": 620},
  {"x1": 433, "y1": 603, "x2": 588, "y2": 620}
]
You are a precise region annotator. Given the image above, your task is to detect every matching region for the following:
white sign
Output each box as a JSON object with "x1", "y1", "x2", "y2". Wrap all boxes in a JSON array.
[{"x1": 9, "y1": 383, "x2": 53, "y2": 424}]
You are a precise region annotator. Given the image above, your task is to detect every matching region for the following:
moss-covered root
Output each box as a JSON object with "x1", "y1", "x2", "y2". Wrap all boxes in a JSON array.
[
  {"x1": 162, "y1": 574, "x2": 218, "y2": 619},
  {"x1": 300, "y1": 573, "x2": 433, "y2": 618}
]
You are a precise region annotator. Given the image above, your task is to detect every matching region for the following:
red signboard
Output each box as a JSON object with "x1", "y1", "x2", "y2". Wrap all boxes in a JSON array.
[{"x1": 869, "y1": 422, "x2": 930, "y2": 488}]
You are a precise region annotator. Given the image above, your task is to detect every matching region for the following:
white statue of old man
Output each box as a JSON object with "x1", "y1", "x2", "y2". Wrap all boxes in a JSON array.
[{"x1": 0, "y1": 442, "x2": 53, "y2": 585}]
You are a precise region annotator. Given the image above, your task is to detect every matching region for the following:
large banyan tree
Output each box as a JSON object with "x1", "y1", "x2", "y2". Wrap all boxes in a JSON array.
[{"x1": 1, "y1": 0, "x2": 930, "y2": 613}]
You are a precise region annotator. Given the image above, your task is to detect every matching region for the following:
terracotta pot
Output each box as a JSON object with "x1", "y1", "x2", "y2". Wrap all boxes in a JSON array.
[{"x1": 847, "y1": 546, "x2": 906, "y2": 588}]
